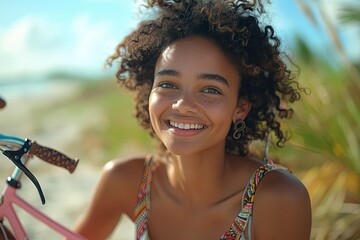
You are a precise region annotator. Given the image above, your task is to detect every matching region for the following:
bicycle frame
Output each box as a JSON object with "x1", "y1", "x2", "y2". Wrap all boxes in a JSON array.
[
  {"x1": 0, "y1": 134, "x2": 86, "y2": 240},
  {"x1": 0, "y1": 185, "x2": 86, "y2": 240}
]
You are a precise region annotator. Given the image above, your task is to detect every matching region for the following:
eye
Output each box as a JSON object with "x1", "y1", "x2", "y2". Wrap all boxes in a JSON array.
[
  {"x1": 202, "y1": 87, "x2": 222, "y2": 95},
  {"x1": 158, "y1": 82, "x2": 177, "y2": 89}
]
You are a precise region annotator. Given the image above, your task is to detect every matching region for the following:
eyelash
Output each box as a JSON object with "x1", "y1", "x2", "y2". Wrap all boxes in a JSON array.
[
  {"x1": 202, "y1": 87, "x2": 222, "y2": 95},
  {"x1": 156, "y1": 81, "x2": 222, "y2": 95},
  {"x1": 158, "y1": 82, "x2": 176, "y2": 89}
]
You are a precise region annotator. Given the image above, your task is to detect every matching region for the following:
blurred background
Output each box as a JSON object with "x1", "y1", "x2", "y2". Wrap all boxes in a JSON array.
[{"x1": 0, "y1": 0, "x2": 359, "y2": 239}]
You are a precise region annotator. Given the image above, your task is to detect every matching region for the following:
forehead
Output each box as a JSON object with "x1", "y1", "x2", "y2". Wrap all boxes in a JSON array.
[{"x1": 155, "y1": 36, "x2": 240, "y2": 82}]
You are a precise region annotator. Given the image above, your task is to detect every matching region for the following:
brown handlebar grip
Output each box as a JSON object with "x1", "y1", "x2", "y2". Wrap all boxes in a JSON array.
[
  {"x1": 0, "y1": 97, "x2": 6, "y2": 109},
  {"x1": 28, "y1": 141, "x2": 79, "y2": 173}
]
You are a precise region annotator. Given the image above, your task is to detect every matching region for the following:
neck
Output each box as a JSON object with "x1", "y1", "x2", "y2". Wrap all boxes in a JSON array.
[{"x1": 164, "y1": 148, "x2": 230, "y2": 209}]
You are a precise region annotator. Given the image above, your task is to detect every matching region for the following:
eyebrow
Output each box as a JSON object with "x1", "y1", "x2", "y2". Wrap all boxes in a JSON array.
[
  {"x1": 156, "y1": 69, "x2": 180, "y2": 77},
  {"x1": 198, "y1": 73, "x2": 229, "y2": 87},
  {"x1": 156, "y1": 69, "x2": 230, "y2": 87}
]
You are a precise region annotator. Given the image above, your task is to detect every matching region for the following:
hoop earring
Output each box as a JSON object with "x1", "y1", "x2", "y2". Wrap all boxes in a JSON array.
[{"x1": 232, "y1": 120, "x2": 246, "y2": 140}]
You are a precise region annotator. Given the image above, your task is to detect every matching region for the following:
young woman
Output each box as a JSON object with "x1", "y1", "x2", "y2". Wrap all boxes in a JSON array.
[{"x1": 74, "y1": 0, "x2": 312, "y2": 239}]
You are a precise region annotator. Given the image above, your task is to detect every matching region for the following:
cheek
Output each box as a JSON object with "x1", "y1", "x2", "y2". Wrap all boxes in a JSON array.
[
  {"x1": 148, "y1": 92, "x2": 168, "y2": 129},
  {"x1": 149, "y1": 90, "x2": 177, "y2": 113},
  {"x1": 200, "y1": 97, "x2": 236, "y2": 116},
  {"x1": 148, "y1": 94, "x2": 159, "y2": 123},
  {"x1": 213, "y1": 109, "x2": 234, "y2": 126},
  {"x1": 202, "y1": 98, "x2": 237, "y2": 127}
]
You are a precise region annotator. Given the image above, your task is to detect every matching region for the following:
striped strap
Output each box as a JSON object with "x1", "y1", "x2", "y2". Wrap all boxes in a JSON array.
[
  {"x1": 221, "y1": 161, "x2": 287, "y2": 240},
  {"x1": 134, "y1": 157, "x2": 153, "y2": 240}
]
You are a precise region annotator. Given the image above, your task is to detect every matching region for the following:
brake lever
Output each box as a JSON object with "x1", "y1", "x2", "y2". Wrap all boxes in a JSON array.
[{"x1": 2, "y1": 139, "x2": 46, "y2": 204}]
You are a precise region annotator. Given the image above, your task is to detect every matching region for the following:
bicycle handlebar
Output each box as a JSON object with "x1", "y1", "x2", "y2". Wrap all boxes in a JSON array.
[
  {"x1": 1, "y1": 134, "x2": 80, "y2": 204},
  {"x1": 28, "y1": 141, "x2": 79, "y2": 173},
  {"x1": 0, "y1": 96, "x2": 80, "y2": 204},
  {"x1": 0, "y1": 96, "x2": 6, "y2": 109},
  {"x1": 1, "y1": 136, "x2": 79, "y2": 173}
]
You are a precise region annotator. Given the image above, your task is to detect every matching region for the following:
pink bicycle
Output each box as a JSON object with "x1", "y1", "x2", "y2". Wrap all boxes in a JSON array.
[{"x1": 0, "y1": 98, "x2": 87, "y2": 240}]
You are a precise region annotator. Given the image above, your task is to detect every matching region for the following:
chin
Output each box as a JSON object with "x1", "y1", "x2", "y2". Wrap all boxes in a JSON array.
[{"x1": 164, "y1": 144, "x2": 199, "y2": 156}]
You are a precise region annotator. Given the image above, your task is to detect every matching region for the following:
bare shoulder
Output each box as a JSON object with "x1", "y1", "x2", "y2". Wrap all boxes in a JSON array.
[
  {"x1": 101, "y1": 156, "x2": 147, "y2": 214},
  {"x1": 82, "y1": 156, "x2": 147, "y2": 219},
  {"x1": 73, "y1": 156, "x2": 146, "y2": 239},
  {"x1": 252, "y1": 169, "x2": 312, "y2": 240},
  {"x1": 255, "y1": 168, "x2": 309, "y2": 199},
  {"x1": 102, "y1": 156, "x2": 146, "y2": 185}
]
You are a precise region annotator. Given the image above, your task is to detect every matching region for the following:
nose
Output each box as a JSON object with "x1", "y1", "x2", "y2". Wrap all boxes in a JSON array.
[{"x1": 172, "y1": 93, "x2": 199, "y2": 114}]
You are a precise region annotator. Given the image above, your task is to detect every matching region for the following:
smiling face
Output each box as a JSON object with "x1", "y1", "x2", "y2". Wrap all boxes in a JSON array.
[{"x1": 149, "y1": 36, "x2": 249, "y2": 156}]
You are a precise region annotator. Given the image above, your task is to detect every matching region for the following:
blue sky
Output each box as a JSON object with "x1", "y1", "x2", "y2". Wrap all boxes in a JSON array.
[{"x1": 0, "y1": 0, "x2": 358, "y2": 81}]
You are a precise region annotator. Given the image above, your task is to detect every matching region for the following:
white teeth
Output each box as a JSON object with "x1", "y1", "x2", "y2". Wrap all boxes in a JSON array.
[{"x1": 169, "y1": 121, "x2": 204, "y2": 130}]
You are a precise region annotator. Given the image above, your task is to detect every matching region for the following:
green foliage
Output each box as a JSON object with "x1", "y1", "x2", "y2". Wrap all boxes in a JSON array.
[
  {"x1": 281, "y1": 39, "x2": 360, "y2": 238},
  {"x1": 277, "y1": 0, "x2": 360, "y2": 236},
  {"x1": 339, "y1": 5, "x2": 360, "y2": 24},
  {"x1": 287, "y1": 35, "x2": 360, "y2": 173}
]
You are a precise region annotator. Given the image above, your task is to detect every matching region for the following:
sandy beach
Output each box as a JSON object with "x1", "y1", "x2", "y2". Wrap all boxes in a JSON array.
[{"x1": 1, "y1": 79, "x2": 136, "y2": 239}]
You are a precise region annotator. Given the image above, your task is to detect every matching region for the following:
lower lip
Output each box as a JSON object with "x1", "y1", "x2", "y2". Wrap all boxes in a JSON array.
[{"x1": 168, "y1": 126, "x2": 204, "y2": 137}]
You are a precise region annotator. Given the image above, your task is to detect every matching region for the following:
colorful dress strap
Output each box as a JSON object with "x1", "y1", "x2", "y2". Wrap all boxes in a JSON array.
[
  {"x1": 134, "y1": 156, "x2": 154, "y2": 240},
  {"x1": 220, "y1": 160, "x2": 288, "y2": 240}
]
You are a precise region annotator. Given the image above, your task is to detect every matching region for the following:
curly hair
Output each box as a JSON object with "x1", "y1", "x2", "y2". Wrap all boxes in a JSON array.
[{"x1": 107, "y1": 0, "x2": 303, "y2": 156}]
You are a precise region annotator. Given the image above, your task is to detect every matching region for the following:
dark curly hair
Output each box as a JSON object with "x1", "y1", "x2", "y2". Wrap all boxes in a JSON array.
[{"x1": 107, "y1": 0, "x2": 303, "y2": 156}]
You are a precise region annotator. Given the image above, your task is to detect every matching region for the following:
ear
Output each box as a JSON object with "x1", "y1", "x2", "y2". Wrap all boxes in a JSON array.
[{"x1": 232, "y1": 98, "x2": 252, "y2": 123}]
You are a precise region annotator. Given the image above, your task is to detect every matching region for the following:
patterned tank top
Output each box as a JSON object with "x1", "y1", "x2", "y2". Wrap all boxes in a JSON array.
[{"x1": 134, "y1": 157, "x2": 287, "y2": 240}]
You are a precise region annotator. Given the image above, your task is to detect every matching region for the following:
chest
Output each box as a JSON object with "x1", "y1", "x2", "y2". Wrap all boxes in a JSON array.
[{"x1": 147, "y1": 191, "x2": 244, "y2": 240}]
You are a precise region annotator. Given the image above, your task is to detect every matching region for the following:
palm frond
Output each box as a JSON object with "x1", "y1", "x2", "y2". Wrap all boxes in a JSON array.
[{"x1": 339, "y1": 6, "x2": 360, "y2": 24}]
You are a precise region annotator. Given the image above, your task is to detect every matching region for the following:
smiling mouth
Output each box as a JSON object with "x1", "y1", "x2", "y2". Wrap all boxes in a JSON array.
[{"x1": 169, "y1": 121, "x2": 205, "y2": 130}]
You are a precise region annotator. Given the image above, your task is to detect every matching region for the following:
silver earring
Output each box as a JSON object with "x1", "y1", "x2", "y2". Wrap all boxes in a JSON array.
[{"x1": 233, "y1": 120, "x2": 246, "y2": 140}]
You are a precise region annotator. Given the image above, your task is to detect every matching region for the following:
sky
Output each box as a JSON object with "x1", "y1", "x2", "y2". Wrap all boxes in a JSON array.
[{"x1": 0, "y1": 0, "x2": 359, "y2": 82}]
